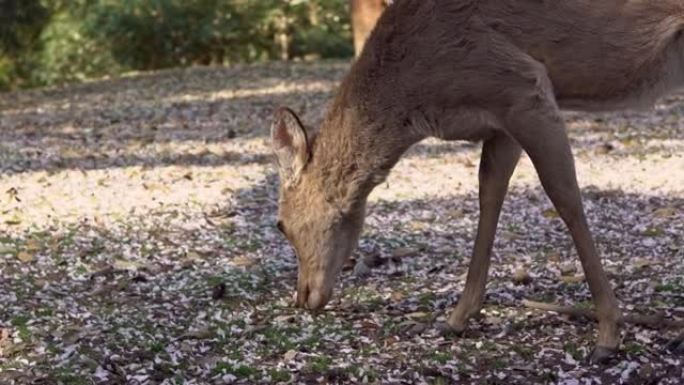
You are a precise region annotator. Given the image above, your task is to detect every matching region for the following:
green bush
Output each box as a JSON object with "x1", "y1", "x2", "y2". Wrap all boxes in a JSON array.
[
  {"x1": 0, "y1": 0, "x2": 50, "y2": 89},
  {"x1": 292, "y1": 22, "x2": 353, "y2": 60},
  {"x1": 87, "y1": 0, "x2": 253, "y2": 69},
  {"x1": 34, "y1": 11, "x2": 120, "y2": 85},
  {"x1": 0, "y1": 0, "x2": 354, "y2": 90},
  {"x1": 0, "y1": 0, "x2": 49, "y2": 54},
  {"x1": 291, "y1": 0, "x2": 353, "y2": 59}
]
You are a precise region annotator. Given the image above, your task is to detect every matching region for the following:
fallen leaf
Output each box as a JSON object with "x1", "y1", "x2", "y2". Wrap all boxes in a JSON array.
[
  {"x1": 283, "y1": 350, "x2": 297, "y2": 361},
  {"x1": 447, "y1": 208, "x2": 464, "y2": 219},
  {"x1": 559, "y1": 263, "x2": 577, "y2": 276},
  {"x1": 542, "y1": 208, "x2": 559, "y2": 218},
  {"x1": 653, "y1": 207, "x2": 677, "y2": 218},
  {"x1": 384, "y1": 336, "x2": 400, "y2": 347},
  {"x1": 4, "y1": 216, "x2": 22, "y2": 226},
  {"x1": 231, "y1": 255, "x2": 259, "y2": 268},
  {"x1": 178, "y1": 327, "x2": 213, "y2": 340},
  {"x1": 546, "y1": 252, "x2": 562, "y2": 264},
  {"x1": 484, "y1": 316, "x2": 503, "y2": 325},
  {"x1": 0, "y1": 244, "x2": 14, "y2": 254},
  {"x1": 390, "y1": 291, "x2": 405, "y2": 302},
  {"x1": 512, "y1": 268, "x2": 532, "y2": 285},
  {"x1": 392, "y1": 247, "x2": 418, "y2": 259},
  {"x1": 641, "y1": 227, "x2": 663, "y2": 237},
  {"x1": 560, "y1": 275, "x2": 585, "y2": 284},
  {"x1": 25, "y1": 239, "x2": 41, "y2": 252},
  {"x1": 633, "y1": 258, "x2": 657, "y2": 270},
  {"x1": 186, "y1": 251, "x2": 202, "y2": 261},
  {"x1": 16, "y1": 251, "x2": 34, "y2": 263},
  {"x1": 113, "y1": 259, "x2": 140, "y2": 271},
  {"x1": 406, "y1": 312, "x2": 430, "y2": 320}
]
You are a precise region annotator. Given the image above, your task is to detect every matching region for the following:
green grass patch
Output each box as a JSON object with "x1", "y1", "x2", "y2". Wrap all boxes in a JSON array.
[
  {"x1": 10, "y1": 315, "x2": 31, "y2": 340},
  {"x1": 308, "y1": 355, "x2": 333, "y2": 373},
  {"x1": 258, "y1": 326, "x2": 298, "y2": 353},
  {"x1": 53, "y1": 369, "x2": 90, "y2": 385},
  {"x1": 427, "y1": 350, "x2": 452, "y2": 365},
  {"x1": 268, "y1": 369, "x2": 291, "y2": 382},
  {"x1": 563, "y1": 342, "x2": 583, "y2": 361},
  {"x1": 213, "y1": 362, "x2": 258, "y2": 378},
  {"x1": 511, "y1": 344, "x2": 534, "y2": 360},
  {"x1": 624, "y1": 342, "x2": 645, "y2": 355}
]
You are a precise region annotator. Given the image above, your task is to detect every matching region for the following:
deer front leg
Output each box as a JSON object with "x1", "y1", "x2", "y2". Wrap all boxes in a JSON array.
[
  {"x1": 447, "y1": 134, "x2": 522, "y2": 332},
  {"x1": 503, "y1": 71, "x2": 621, "y2": 362}
]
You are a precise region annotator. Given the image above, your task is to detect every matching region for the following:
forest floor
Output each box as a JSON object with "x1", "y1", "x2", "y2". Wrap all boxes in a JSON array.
[{"x1": 0, "y1": 62, "x2": 683, "y2": 385}]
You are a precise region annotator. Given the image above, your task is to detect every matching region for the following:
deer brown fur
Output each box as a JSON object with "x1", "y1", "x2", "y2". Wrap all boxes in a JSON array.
[{"x1": 271, "y1": 0, "x2": 684, "y2": 363}]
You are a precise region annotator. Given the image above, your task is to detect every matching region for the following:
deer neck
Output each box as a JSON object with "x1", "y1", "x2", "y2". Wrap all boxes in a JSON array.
[{"x1": 310, "y1": 74, "x2": 423, "y2": 209}]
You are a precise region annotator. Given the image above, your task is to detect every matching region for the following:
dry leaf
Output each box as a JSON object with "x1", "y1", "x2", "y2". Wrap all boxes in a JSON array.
[
  {"x1": 633, "y1": 258, "x2": 657, "y2": 270},
  {"x1": 25, "y1": 239, "x2": 41, "y2": 252},
  {"x1": 390, "y1": 291, "x2": 405, "y2": 302},
  {"x1": 185, "y1": 251, "x2": 202, "y2": 261},
  {"x1": 179, "y1": 327, "x2": 213, "y2": 340},
  {"x1": 406, "y1": 312, "x2": 430, "y2": 320},
  {"x1": 231, "y1": 255, "x2": 259, "y2": 268},
  {"x1": 392, "y1": 247, "x2": 418, "y2": 259},
  {"x1": 653, "y1": 207, "x2": 677, "y2": 218},
  {"x1": 560, "y1": 275, "x2": 585, "y2": 284},
  {"x1": 113, "y1": 259, "x2": 140, "y2": 271},
  {"x1": 0, "y1": 244, "x2": 14, "y2": 254},
  {"x1": 542, "y1": 208, "x2": 559, "y2": 218},
  {"x1": 384, "y1": 336, "x2": 400, "y2": 347},
  {"x1": 546, "y1": 252, "x2": 562, "y2": 264},
  {"x1": 559, "y1": 263, "x2": 577, "y2": 276},
  {"x1": 16, "y1": 251, "x2": 34, "y2": 263},
  {"x1": 283, "y1": 350, "x2": 297, "y2": 361}
]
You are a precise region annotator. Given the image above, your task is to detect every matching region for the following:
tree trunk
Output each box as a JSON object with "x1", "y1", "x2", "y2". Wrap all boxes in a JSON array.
[
  {"x1": 309, "y1": 1, "x2": 320, "y2": 26},
  {"x1": 350, "y1": 0, "x2": 387, "y2": 57},
  {"x1": 274, "y1": 13, "x2": 291, "y2": 61}
]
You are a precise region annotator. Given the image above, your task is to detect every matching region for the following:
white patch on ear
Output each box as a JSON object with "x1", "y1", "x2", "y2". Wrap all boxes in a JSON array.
[{"x1": 271, "y1": 107, "x2": 311, "y2": 185}]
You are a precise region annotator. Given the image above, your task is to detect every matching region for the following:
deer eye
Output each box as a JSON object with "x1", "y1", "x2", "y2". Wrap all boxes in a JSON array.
[{"x1": 276, "y1": 220, "x2": 285, "y2": 234}]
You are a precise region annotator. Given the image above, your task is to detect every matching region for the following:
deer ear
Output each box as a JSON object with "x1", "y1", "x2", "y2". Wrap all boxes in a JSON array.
[{"x1": 271, "y1": 107, "x2": 311, "y2": 184}]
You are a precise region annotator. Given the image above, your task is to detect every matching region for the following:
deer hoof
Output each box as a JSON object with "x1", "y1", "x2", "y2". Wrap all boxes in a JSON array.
[
  {"x1": 435, "y1": 321, "x2": 466, "y2": 337},
  {"x1": 589, "y1": 346, "x2": 617, "y2": 364}
]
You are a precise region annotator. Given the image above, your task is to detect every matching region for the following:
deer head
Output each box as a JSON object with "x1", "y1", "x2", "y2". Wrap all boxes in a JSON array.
[{"x1": 270, "y1": 107, "x2": 366, "y2": 310}]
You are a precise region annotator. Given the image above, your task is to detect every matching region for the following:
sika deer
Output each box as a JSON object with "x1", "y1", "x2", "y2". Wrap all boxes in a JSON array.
[
  {"x1": 271, "y1": 0, "x2": 684, "y2": 363},
  {"x1": 351, "y1": 0, "x2": 389, "y2": 56}
]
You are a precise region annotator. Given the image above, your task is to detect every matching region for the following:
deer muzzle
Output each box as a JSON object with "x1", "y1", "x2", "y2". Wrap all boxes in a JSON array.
[{"x1": 295, "y1": 278, "x2": 331, "y2": 310}]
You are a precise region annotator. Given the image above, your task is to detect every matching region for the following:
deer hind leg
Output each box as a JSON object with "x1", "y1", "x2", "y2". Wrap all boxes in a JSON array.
[
  {"x1": 500, "y1": 58, "x2": 621, "y2": 362},
  {"x1": 447, "y1": 134, "x2": 521, "y2": 332}
]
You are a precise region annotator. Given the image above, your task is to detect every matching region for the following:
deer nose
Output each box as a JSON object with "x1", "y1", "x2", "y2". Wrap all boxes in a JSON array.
[
  {"x1": 295, "y1": 281, "x2": 330, "y2": 310},
  {"x1": 306, "y1": 289, "x2": 329, "y2": 310}
]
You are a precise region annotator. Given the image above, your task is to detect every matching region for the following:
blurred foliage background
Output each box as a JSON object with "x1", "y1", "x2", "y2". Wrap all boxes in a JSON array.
[{"x1": 0, "y1": 0, "x2": 353, "y2": 90}]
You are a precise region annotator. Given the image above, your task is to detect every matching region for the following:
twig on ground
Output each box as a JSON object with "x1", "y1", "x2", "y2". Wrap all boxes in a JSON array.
[{"x1": 522, "y1": 299, "x2": 684, "y2": 329}]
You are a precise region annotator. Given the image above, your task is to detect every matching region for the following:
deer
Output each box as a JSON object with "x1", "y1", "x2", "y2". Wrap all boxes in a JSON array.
[
  {"x1": 271, "y1": 0, "x2": 684, "y2": 363},
  {"x1": 350, "y1": 0, "x2": 390, "y2": 56}
]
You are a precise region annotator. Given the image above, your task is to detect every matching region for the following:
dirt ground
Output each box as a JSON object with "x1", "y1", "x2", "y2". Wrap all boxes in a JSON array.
[{"x1": 0, "y1": 62, "x2": 682, "y2": 384}]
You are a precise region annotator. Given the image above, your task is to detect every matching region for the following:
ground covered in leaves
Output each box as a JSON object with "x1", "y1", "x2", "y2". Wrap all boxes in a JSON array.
[{"x1": 1, "y1": 62, "x2": 683, "y2": 384}]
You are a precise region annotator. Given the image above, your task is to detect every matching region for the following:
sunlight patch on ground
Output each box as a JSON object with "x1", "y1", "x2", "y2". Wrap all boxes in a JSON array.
[{"x1": 163, "y1": 80, "x2": 337, "y2": 104}]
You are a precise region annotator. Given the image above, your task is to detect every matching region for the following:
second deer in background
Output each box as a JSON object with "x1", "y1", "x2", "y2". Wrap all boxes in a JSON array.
[{"x1": 350, "y1": 0, "x2": 388, "y2": 56}]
